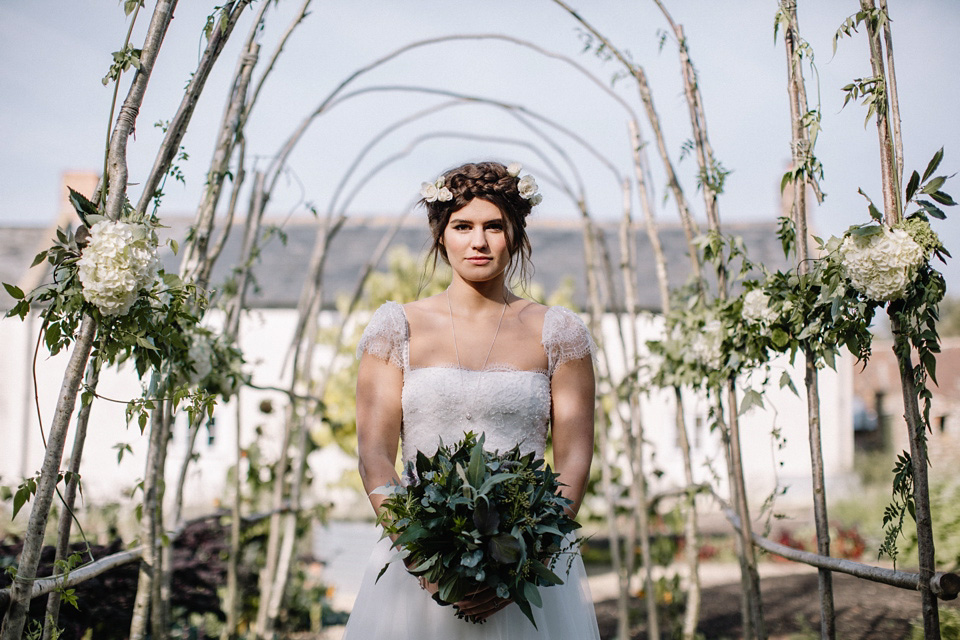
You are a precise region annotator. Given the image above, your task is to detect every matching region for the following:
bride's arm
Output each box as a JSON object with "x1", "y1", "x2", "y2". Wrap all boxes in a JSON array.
[
  {"x1": 550, "y1": 354, "x2": 596, "y2": 517},
  {"x1": 356, "y1": 352, "x2": 403, "y2": 515}
]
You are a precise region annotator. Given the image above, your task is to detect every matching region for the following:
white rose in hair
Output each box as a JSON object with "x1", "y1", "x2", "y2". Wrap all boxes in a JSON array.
[
  {"x1": 507, "y1": 162, "x2": 523, "y2": 177},
  {"x1": 420, "y1": 181, "x2": 439, "y2": 202},
  {"x1": 529, "y1": 193, "x2": 543, "y2": 206},
  {"x1": 517, "y1": 175, "x2": 538, "y2": 199},
  {"x1": 437, "y1": 187, "x2": 453, "y2": 202}
]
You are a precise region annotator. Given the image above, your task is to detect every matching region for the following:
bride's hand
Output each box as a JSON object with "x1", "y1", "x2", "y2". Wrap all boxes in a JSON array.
[
  {"x1": 453, "y1": 586, "x2": 512, "y2": 622},
  {"x1": 415, "y1": 575, "x2": 439, "y2": 596}
]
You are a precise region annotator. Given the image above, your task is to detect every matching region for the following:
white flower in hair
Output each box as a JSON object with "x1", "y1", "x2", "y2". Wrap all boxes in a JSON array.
[
  {"x1": 517, "y1": 174, "x2": 539, "y2": 200},
  {"x1": 421, "y1": 176, "x2": 453, "y2": 203},
  {"x1": 420, "y1": 181, "x2": 439, "y2": 202},
  {"x1": 529, "y1": 193, "x2": 543, "y2": 206},
  {"x1": 507, "y1": 162, "x2": 523, "y2": 177}
]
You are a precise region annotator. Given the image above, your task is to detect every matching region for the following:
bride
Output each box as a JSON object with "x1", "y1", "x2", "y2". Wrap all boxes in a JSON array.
[{"x1": 341, "y1": 161, "x2": 601, "y2": 639}]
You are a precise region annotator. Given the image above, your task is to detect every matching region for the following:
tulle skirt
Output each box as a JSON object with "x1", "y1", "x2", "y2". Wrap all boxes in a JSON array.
[{"x1": 341, "y1": 535, "x2": 601, "y2": 640}]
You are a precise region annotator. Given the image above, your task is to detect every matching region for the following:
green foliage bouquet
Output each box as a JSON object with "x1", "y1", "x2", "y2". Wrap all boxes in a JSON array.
[{"x1": 374, "y1": 432, "x2": 581, "y2": 627}]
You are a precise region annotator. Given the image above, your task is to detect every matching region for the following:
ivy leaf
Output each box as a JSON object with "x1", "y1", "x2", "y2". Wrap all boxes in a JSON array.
[
  {"x1": 780, "y1": 171, "x2": 793, "y2": 194},
  {"x1": 779, "y1": 370, "x2": 799, "y2": 396},
  {"x1": 31, "y1": 250, "x2": 49, "y2": 268},
  {"x1": 12, "y1": 484, "x2": 33, "y2": 520},
  {"x1": 739, "y1": 389, "x2": 764, "y2": 414},
  {"x1": 3, "y1": 283, "x2": 24, "y2": 300},
  {"x1": 858, "y1": 188, "x2": 883, "y2": 222}
]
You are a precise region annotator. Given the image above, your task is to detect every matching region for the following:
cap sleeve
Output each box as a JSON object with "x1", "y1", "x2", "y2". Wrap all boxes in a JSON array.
[
  {"x1": 542, "y1": 306, "x2": 596, "y2": 377},
  {"x1": 356, "y1": 301, "x2": 408, "y2": 369}
]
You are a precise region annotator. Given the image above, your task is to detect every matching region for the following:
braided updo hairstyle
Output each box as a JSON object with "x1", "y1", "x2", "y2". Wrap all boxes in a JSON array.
[{"x1": 421, "y1": 161, "x2": 535, "y2": 285}]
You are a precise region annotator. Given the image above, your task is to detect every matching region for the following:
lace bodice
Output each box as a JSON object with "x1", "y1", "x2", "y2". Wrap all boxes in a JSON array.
[{"x1": 357, "y1": 301, "x2": 595, "y2": 463}]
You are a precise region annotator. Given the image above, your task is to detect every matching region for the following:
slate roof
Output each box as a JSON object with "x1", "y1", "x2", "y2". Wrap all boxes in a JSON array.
[{"x1": 1, "y1": 217, "x2": 789, "y2": 312}]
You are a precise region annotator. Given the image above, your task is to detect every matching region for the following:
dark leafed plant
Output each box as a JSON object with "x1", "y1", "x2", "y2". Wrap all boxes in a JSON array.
[{"x1": 375, "y1": 432, "x2": 580, "y2": 627}]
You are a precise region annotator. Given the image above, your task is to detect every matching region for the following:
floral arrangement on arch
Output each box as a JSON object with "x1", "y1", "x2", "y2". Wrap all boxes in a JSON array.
[{"x1": 2, "y1": 187, "x2": 227, "y2": 388}]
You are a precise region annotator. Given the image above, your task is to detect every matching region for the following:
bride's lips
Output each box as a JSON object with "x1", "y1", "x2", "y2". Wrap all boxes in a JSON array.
[{"x1": 466, "y1": 256, "x2": 491, "y2": 264}]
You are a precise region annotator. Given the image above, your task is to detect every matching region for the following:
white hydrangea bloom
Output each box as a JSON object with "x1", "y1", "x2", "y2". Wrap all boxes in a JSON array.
[
  {"x1": 689, "y1": 318, "x2": 725, "y2": 370},
  {"x1": 837, "y1": 226, "x2": 925, "y2": 302},
  {"x1": 188, "y1": 337, "x2": 214, "y2": 384},
  {"x1": 638, "y1": 352, "x2": 665, "y2": 387},
  {"x1": 77, "y1": 221, "x2": 159, "y2": 316},
  {"x1": 742, "y1": 289, "x2": 778, "y2": 325}
]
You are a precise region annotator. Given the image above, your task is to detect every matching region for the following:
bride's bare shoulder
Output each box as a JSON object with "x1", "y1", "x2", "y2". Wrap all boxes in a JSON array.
[
  {"x1": 513, "y1": 298, "x2": 548, "y2": 318},
  {"x1": 511, "y1": 299, "x2": 549, "y2": 337},
  {"x1": 402, "y1": 296, "x2": 448, "y2": 331}
]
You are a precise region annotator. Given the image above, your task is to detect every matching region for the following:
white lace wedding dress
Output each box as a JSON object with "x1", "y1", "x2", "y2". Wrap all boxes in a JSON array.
[{"x1": 341, "y1": 301, "x2": 601, "y2": 640}]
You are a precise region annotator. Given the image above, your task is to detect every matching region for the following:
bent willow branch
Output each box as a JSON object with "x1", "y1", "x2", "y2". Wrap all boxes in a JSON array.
[{"x1": 713, "y1": 492, "x2": 960, "y2": 600}]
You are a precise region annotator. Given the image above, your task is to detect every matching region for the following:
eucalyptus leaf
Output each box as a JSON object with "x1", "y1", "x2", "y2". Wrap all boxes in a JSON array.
[
  {"x1": 394, "y1": 522, "x2": 429, "y2": 548},
  {"x1": 515, "y1": 597, "x2": 537, "y2": 628},
  {"x1": 523, "y1": 579, "x2": 543, "y2": 608},
  {"x1": 529, "y1": 559, "x2": 564, "y2": 585},
  {"x1": 467, "y1": 437, "x2": 485, "y2": 488},
  {"x1": 478, "y1": 472, "x2": 519, "y2": 496}
]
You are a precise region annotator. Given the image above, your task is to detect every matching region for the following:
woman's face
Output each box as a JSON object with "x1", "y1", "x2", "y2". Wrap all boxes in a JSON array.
[{"x1": 442, "y1": 198, "x2": 511, "y2": 283}]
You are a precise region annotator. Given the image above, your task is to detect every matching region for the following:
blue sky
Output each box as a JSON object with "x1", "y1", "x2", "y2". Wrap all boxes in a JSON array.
[{"x1": 2, "y1": 1, "x2": 958, "y2": 287}]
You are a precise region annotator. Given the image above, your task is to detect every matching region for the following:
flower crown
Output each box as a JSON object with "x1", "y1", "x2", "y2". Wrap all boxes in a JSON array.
[{"x1": 419, "y1": 163, "x2": 543, "y2": 206}]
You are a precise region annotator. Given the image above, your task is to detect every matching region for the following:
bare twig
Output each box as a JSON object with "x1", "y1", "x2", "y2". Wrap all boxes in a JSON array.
[
  {"x1": 136, "y1": 0, "x2": 256, "y2": 215},
  {"x1": 781, "y1": 3, "x2": 836, "y2": 637}
]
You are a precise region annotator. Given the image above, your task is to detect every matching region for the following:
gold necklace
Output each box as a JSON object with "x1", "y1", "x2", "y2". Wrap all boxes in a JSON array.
[{"x1": 447, "y1": 290, "x2": 508, "y2": 422}]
